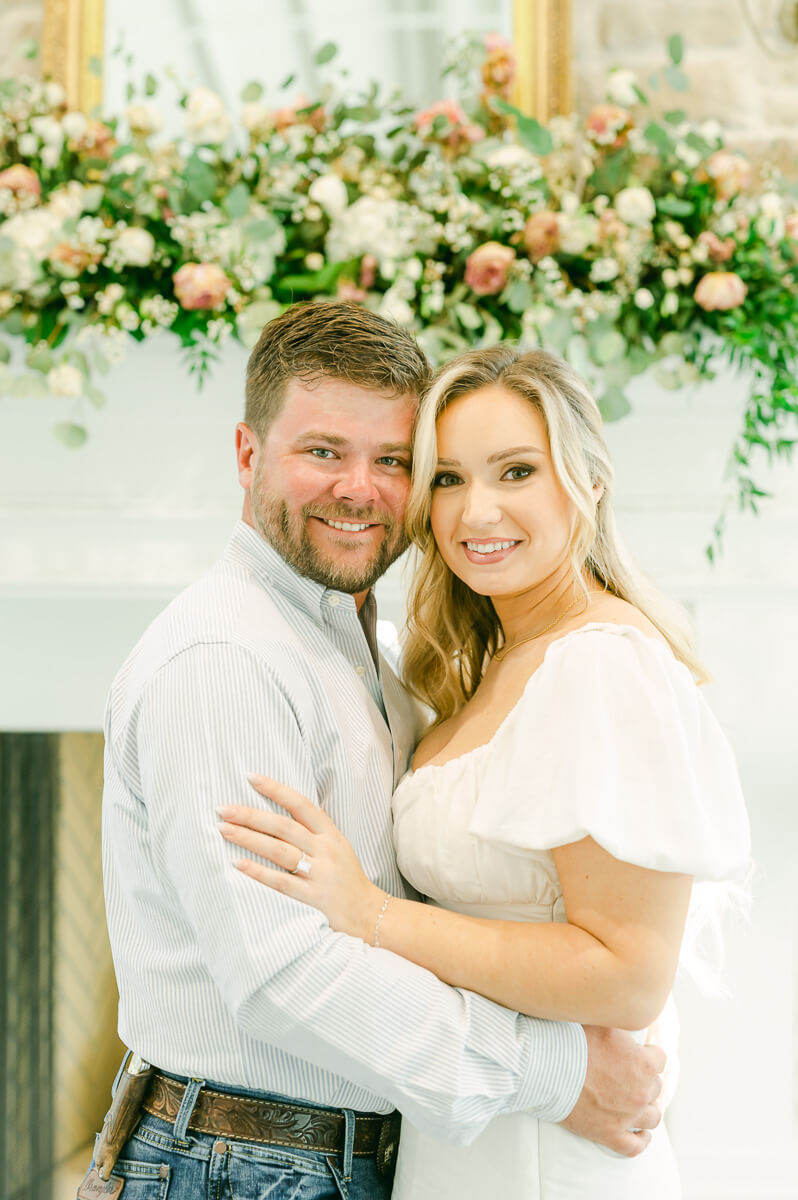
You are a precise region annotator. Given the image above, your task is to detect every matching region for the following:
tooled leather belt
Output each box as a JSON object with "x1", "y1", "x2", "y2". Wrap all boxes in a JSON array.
[{"x1": 141, "y1": 1071, "x2": 400, "y2": 1168}]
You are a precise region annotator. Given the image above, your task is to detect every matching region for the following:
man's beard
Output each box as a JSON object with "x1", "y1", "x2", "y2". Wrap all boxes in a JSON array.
[{"x1": 250, "y1": 481, "x2": 409, "y2": 594}]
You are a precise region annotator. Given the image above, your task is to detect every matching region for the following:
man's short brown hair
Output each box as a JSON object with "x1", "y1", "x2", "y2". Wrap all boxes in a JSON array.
[{"x1": 244, "y1": 301, "x2": 431, "y2": 437}]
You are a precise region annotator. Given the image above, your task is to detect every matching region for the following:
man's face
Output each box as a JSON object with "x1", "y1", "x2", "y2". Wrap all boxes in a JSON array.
[{"x1": 237, "y1": 377, "x2": 416, "y2": 600}]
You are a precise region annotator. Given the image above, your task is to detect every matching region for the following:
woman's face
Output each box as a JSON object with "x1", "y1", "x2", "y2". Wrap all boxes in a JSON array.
[{"x1": 429, "y1": 383, "x2": 575, "y2": 597}]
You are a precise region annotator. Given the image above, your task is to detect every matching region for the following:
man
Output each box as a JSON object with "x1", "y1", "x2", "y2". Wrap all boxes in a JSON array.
[{"x1": 88, "y1": 303, "x2": 663, "y2": 1199}]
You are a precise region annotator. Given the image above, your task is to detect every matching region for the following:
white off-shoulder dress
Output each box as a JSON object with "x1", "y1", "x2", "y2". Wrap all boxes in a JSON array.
[{"x1": 390, "y1": 624, "x2": 751, "y2": 1200}]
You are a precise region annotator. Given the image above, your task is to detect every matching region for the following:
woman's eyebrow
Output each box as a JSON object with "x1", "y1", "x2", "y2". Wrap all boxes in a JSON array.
[{"x1": 436, "y1": 446, "x2": 544, "y2": 467}]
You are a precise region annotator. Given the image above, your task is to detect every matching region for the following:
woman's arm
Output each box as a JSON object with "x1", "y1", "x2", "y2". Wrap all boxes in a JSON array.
[{"x1": 219, "y1": 776, "x2": 692, "y2": 1031}]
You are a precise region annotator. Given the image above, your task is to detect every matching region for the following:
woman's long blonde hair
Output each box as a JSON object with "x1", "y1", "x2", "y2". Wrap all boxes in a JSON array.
[{"x1": 403, "y1": 344, "x2": 708, "y2": 724}]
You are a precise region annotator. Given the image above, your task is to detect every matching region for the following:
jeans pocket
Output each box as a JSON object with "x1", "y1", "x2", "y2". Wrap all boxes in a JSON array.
[
  {"x1": 227, "y1": 1144, "x2": 339, "y2": 1199},
  {"x1": 110, "y1": 1159, "x2": 171, "y2": 1199}
]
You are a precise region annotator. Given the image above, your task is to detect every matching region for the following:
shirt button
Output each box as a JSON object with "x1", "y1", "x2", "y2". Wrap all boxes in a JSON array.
[
  {"x1": 328, "y1": 595, "x2": 340, "y2": 607},
  {"x1": 355, "y1": 665, "x2": 365, "y2": 677}
]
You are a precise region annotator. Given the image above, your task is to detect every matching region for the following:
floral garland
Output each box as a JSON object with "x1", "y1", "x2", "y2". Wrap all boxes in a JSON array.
[{"x1": 0, "y1": 35, "x2": 796, "y2": 552}]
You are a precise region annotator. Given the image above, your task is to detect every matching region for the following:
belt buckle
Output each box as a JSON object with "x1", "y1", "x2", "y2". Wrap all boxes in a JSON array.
[{"x1": 375, "y1": 1111, "x2": 400, "y2": 1178}]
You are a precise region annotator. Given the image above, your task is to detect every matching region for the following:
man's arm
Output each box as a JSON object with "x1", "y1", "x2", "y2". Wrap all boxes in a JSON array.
[{"x1": 125, "y1": 641, "x2": 584, "y2": 1146}]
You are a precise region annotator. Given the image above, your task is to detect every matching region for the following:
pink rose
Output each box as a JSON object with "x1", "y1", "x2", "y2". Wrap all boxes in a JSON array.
[
  {"x1": 701, "y1": 151, "x2": 753, "y2": 201},
  {"x1": 465, "y1": 241, "x2": 515, "y2": 296},
  {"x1": 359, "y1": 254, "x2": 378, "y2": 289},
  {"x1": 173, "y1": 262, "x2": 231, "y2": 310},
  {"x1": 585, "y1": 104, "x2": 632, "y2": 149},
  {"x1": 273, "y1": 96, "x2": 326, "y2": 134},
  {"x1": 697, "y1": 230, "x2": 735, "y2": 263},
  {"x1": 785, "y1": 213, "x2": 798, "y2": 241},
  {"x1": 414, "y1": 99, "x2": 484, "y2": 152},
  {"x1": 523, "y1": 211, "x2": 560, "y2": 262},
  {"x1": 336, "y1": 279, "x2": 368, "y2": 303},
  {"x1": 694, "y1": 271, "x2": 747, "y2": 312},
  {"x1": 0, "y1": 164, "x2": 40, "y2": 197},
  {"x1": 481, "y1": 34, "x2": 516, "y2": 98}
]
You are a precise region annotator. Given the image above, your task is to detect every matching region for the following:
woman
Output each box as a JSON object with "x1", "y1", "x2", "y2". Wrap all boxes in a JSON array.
[{"x1": 218, "y1": 346, "x2": 750, "y2": 1198}]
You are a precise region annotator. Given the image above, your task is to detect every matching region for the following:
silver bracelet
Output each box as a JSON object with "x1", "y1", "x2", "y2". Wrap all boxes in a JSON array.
[{"x1": 374, "y1": 893, "x2": 392, "y2": 947}]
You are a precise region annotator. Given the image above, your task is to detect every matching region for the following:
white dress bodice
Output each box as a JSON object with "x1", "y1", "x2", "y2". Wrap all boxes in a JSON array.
[{"x1": 389, "y1": 624, "x2": 750, "y2": 1200}]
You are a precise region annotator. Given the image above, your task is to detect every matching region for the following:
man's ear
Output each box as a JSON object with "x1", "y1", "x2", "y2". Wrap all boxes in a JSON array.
[{"x1": 236, "y1": 423, "x2": 259, "y2": 490}]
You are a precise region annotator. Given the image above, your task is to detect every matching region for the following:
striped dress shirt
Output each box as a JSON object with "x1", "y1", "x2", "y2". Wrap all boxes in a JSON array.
[{"x1": 102, "y1": 520, "x2": 586, "y2": 1145}]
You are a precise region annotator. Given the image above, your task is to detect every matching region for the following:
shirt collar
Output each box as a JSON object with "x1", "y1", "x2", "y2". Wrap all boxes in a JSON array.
[{"x1": 224, "y1": 520, "x2": 363, "y2": 624}]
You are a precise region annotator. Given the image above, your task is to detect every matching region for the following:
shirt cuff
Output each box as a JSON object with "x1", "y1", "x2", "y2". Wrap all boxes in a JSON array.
[{"x1": 517, "y1": 1020, "x2": 588, "y2": 1123}]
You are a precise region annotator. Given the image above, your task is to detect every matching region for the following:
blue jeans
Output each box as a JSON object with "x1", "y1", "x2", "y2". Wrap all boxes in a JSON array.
[{"x1": 83, "y1": 1075, "x2": 395, "y2": 1200}]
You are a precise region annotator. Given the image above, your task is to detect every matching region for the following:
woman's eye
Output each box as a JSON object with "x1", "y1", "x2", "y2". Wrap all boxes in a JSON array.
[
  {"x1": 502, "y1": 464, "x2": 535, "y2": 481},
  {"x1": 433, "y1": 472, "x2": 462, "y2": 488},
  {"x1": 310, "y1": 448, "x2": 337, "y2": 459}
]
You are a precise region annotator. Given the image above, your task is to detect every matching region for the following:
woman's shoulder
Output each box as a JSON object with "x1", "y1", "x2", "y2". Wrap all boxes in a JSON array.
[{"x1": 567, "y1": 593, "x2": 666, "y2": 643}]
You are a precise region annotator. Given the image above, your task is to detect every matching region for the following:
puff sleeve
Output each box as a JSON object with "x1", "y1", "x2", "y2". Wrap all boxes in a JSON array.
[{"x1": 467, "y1": 624, "x2": 750, "y2": 882}]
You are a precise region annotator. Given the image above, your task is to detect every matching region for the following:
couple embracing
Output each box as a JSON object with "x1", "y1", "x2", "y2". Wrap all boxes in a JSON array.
[{"x1": 87, "y1": 301, "x2": 749, "y2": 1200}]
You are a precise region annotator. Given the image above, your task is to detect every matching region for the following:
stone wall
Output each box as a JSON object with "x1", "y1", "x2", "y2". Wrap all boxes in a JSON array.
[
  {"x1": 0, "y1": 0, "x2": 43, "y2": 80},
  {"x1": 571, "y1": 0, "x2": 798, "y2": 168}
]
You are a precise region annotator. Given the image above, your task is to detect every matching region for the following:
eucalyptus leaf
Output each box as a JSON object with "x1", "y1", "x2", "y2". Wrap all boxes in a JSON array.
[
  {"x1": 454, "y1": 303, "x2": 483, "y2": 331},
  {"x1": 241, "y1": 81, "x2": 264, "y2": 103},
  {"x1": 144, "y1": 73, "x2": 158, "y2": 96},
  {"x1": 280, "y1": 73, "x2": 296, "y2": 90},
  {"x1": 657, "y1": 195, "x2": 694, "y2": 216},
  {"x1": 245, "y1": 214, "x2": 280, "y2": 242},
  {"x1": 315, "y1": 42, "x2": 337, "y2": 66},
  {"x1": 664, "y1": 109, "x2": 686, "y2": 125},
  {"x1": 599, "y1": 386, "x2": 632, "y2": 421},
  {"x1": 53, "y1": 421, "x2": 89, "y2": 449},
  {"x1": 591, "y1": 330, "x2": 626, "y2": 365},
  {"x1": 184, "y1": 153, "x2": 217, "y2": 203},
  {"x1": 0, "y1": 339, "x2": 10, "y2": 365},
  {"x1": 664, "y1": 66, "x2": 688, "y2": 92},
  {"x1": 85, "y1": 385, "x2": 106, "y2": 409},
  {"x1": 88, "y1": 56, "x2": 103, "y2": 78},
  {"x1": 644, "y1": 121, "x2": 672, "y2": 154},
  {"x1": 668, "y1": 34, "x2": 684, "y2": 66},
  {"x1": 540, "y1": 313, "x2": 573, "y2": 353},
  {"x1": 0, "y1": 236, "x2": 14, "y2": 254},
  {"x1": 504, "y1": 278, "x2": 534, "y2": 315},
  {"x1": 26, "y1": 344, "x2": 54, "y2": 373},
  {"x1": 493, "y1": 99, "x2": 554, "y2": 156},
  {"x1": 224, "y1": 182, "x2": 251, "y2": 220}
]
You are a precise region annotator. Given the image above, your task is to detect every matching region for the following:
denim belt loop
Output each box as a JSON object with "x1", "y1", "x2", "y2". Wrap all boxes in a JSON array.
[
  {"x1": 173, "y1": 1078, "x2": 205, "y2": 1141},
  {"x1": 342, "y1": 1108, "x2": 355, "y2": 1181}
]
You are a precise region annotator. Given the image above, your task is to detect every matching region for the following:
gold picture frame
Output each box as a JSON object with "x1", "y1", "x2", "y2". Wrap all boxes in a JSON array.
[{"x1": 41, "y1": 0, "x2": 572, "y2": 120}]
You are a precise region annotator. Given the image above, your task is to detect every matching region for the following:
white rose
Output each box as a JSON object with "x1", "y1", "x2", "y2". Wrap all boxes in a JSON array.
[
  {"x1": 760, "y1": 191, "x2": 783, "y2": 217},
  {"x1": 126, "y1": 101, "x2": 164, "y2": 137},
  {"x1": 114, "y1": 153, "x2": 146, "y2": 175},
  {"x1": 378, "y1": 289, "x2": 415, "y2": 327},
  {"x1": 44, "y1": 82, "x2": 66, "y2": 108},
  {"x1": 662, "y1": 268, "x2": 680, "y2": 290},
  {"x1": 41, "y1": 145, "x2": 61, "y2": 169},
  {"x1": 48, "y1": 181, "x2": 85, "y2": 221},
  {"x1": 185, "y1": 88, "x2": 231, "y2": 144},
  {"x1": 308, "y1": 173, "x2": 348, "y2": 217},
  {"x1": 634, "y1": 287, "x2": 655, "y2": 310},
  {"x1": 484, "y1": 144, "x2": 536, "y2": 171},
  {"x1": 241, "y1": 102, "x2": 272, "y2": 136},
  {"x1": 31, "y1": 116, "x2": 63, "y2": 146},
  {"x1": 606, "y1": 68, "x2": 639, "y2": 108},
  {"x1": 615, "y1": 186, "x2": 656, "y2": 227},
  {"x1": 47, "y1": 363, "x2": 84, "y2": 397},
  {"x1": 114, "y1": 227, "x2": 155, "y2": 267},
  {"x1": 556, "y1": 213, "x2": 598, "y2": 256},
  {"x1": 62, "y1": 111, "x2": 88, "y2": 141},
  {"x1": 18, "y1": 133, "x2": 38, "y2": 156},
  {"x1": 590, "y1": 257, "x2": 620, "y2": 283}
]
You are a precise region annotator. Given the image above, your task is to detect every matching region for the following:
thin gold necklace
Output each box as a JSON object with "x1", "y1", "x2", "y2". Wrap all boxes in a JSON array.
[{"x1": 493, "y1": 594, "x2": 586, "y2": 662}]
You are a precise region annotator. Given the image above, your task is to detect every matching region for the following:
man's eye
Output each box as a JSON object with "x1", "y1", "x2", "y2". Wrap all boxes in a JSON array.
[
  {"x1": 310, "y1": 448, "x2": 337, "y2": 459},
  {"x1": 433, "y1": 472, "x2": 462, "y2": 488},
  {"x1": 502, "y1": 464, "x2": 535, "y2": 481},
  {"x1": 376, "y1": 456, "x2": 408, "y2": 469}
]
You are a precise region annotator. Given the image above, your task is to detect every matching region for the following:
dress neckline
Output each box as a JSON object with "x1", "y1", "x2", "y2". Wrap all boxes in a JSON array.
[{"x1": 410, "y1": 622, "x2": 671, "y2": 778}]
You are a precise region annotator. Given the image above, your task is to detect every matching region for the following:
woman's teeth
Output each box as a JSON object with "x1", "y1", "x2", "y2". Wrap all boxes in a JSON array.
[{"x1": 465, "y1": 541, "x2": 517, "y2": 554}]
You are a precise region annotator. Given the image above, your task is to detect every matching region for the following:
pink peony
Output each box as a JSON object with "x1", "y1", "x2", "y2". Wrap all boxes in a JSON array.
[
  {"x1": 585, "y1": 104, "x2": 632, "y2": 149},
  {"x1": 523, "y1": 211, "x2": 560, "y2": 262},
  {"x1": 697, "y1": 230, "x2": 735, "y2": 263},
  {"x1": 48, "y1": 242, "x2": 101, "y2": 276},
  {"x1": 701, "y1": 151, "x2": 753, "y2": 202},
  {"x1": 465, "y1": 241, "x2": 515, "y2": 296},
  {"x1": 0, "y1": 164, "x2": 40, "y2": 197},
  {"x1": 694, "y1": 271, "x2": 747, "y2": 312},
  {"x1": 173, "y1": 262, "x2": 231, "y2": 310},
  {"x1": 414, "y1": 99, "x2": 484, "y2": 152}
]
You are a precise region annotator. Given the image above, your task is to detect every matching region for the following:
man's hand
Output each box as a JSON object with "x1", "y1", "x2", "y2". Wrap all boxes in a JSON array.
[{"x1": 560, "y1": 1026, "x2": 665, "y2": 1158}]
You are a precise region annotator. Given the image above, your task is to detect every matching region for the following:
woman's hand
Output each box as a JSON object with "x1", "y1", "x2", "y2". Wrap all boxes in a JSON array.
[{"x1": 218, "y1": 775, "x2": 385, "y2": 942}]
